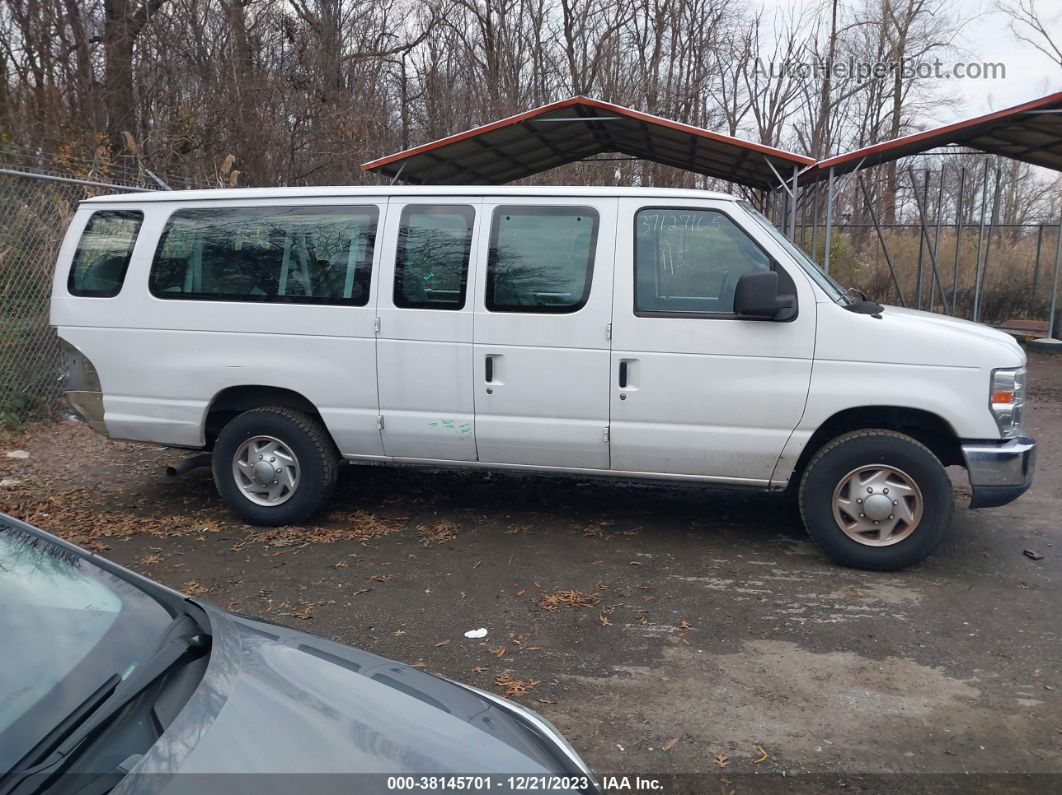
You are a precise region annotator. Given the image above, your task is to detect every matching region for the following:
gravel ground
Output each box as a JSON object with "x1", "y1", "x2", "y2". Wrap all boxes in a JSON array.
[{"x1": 2, "y1": 352, "x2": 1060, "y2": 791}]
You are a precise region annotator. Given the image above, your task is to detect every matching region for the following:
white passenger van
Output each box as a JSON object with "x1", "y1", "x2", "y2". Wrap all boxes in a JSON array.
[{"x1": 52, "y1": 186, "x2": 1036, "y2": 570}]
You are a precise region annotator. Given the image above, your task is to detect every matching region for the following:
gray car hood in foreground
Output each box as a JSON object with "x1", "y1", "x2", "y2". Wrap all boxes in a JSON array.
[{"x1": 113, "y1": 604, "x2": 586, "y2": 795}]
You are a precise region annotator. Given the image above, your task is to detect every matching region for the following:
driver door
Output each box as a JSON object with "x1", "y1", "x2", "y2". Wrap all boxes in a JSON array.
[{"x1": 608, "y1": 199, "x2": 816, "y2": 482}]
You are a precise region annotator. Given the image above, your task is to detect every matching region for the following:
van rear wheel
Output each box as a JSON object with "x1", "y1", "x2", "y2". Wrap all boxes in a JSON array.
[
  {"x1": 213, "y1": 407, "x2": 338, "y2": 526},
  {"x1": 798, "y1": 429, "x2": 953, "y2": 571}
]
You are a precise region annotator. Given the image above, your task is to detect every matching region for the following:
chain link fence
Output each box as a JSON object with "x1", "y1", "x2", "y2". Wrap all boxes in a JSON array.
[{"x1": 0, "y1": 148, "x2": 199, "y2": 427}]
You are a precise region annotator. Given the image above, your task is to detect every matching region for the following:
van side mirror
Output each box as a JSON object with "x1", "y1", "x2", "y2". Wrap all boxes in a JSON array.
[{"x1": 733, "y1": 271, "x2": 796, "y2": 320}]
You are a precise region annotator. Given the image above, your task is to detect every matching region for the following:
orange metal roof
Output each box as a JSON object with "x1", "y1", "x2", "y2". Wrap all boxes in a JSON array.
[
  {"x1": 361, "y1": 97, "x2": 813, "y2": 191},
  {"x1": 803, "y1": 91, "x2": 1062, "y2": 181}
]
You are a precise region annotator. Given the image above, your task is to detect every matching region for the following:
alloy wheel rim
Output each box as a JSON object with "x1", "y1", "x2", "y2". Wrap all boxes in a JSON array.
[
  {"x1": 831, "y1": 464, "x2": 923, "y2": 546},
  {"x1": 232, "y1": 435, "x2": 300, "y2": 507}
]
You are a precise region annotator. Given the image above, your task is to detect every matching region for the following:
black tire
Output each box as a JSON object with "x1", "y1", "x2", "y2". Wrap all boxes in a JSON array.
[
  {"x1": 798, "y1": 429, "x2": 954, "y2": 571},
  {"x1": 212, "y1": 407, "x2": 338, "y2": 526}
]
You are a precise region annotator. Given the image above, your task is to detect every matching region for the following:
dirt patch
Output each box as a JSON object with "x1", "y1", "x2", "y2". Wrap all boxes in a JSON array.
[{"x1": 2, "y1": 354, "x2": 1061, "y2": 778}]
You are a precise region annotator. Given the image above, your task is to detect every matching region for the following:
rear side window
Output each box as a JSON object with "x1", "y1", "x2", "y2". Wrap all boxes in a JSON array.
[
  {"x1": 68, "y1": 210, "x2": 143, "y2": 297},
  {"x1": 393, "y1": 205, "x2": 475, "y2": 310},
  {"x1": 634, "y1": 208, "x2": 772, "y2": 315},
  {"x1": 487, "y1": 206, "x2": 598, "y2": 313},
  {"x1": 149, "y1": 205, "x2": 378, "y2": 305}
]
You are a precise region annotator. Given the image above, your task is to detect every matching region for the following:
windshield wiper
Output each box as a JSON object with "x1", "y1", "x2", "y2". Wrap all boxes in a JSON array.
[
  {"x1": 0, "y1": 614, "x2": 209, "y2": 795},
  {"x1": 0, "y1": 674, "x2": 122, "y2": 788}
]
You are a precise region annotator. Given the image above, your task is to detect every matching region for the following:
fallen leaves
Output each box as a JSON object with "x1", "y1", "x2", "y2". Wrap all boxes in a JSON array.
[
  {"x1": 753, "y1": 744, "x2": 770, "y2": 764},
  {"x1": 181, "y1": 580, "x2": 210, "y2": 596},
  {"x1": 434, "y1": 639, "x2": 451, "y2": 647},
  {"x1": 712, "y1": 751, "x2": 728, "y2": 769},
  {"x1": 598, "y1": 613, "x2": 612, "y2": 626},
  {"x1": 661, "y1": 737, "x2": 678, "y2": 752},
  {"x1": 495, "y1": 672, "x2": 541, "y2": 698},
  {"x1": 418, "y1": 521, "x2": 459, "y2": 548},
  {"x1": 289, "y1": 602, "x2": 319, "y2": 620},
  {"x1": 234, "y1": 510, "x2": 404, "y2": 551},
  {"x1": 582, "y1": 522, "x2": 608, "y2": 539},
  {"x1": 538, "y1": 589, "x2": 601, "y2": 611},
  {"x1": 487, "y1": 646, "x2": 507, "y2": 657}
]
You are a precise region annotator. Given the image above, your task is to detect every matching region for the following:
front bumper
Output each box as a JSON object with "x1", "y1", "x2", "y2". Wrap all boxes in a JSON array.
[{"x1": 962, "y1": 436, "x2": 1037, "y2": 508}]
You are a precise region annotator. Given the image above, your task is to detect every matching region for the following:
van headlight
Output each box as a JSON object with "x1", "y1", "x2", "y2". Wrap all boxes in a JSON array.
[{"x1": 990, "y1": 366, "x2": 1026, "y2": 438}]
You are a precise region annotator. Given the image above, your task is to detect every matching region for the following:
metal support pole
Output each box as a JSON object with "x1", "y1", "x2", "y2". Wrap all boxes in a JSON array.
[
  {"x1": 859, "y1": 174, "x2": 907, "y2": 307},
  {"x1": 824, "y1": 167, "x2": 835, "y2": 273},
  {"x1": 789, "y1": 165, "x2": 799, "y2": 240},
  {"x1": 908, "y1": 168, "x2": 951, "y2": 315},
  {"x1": 952, "y1": 167, "x2": 965, "y2": 314},
  {"x1": 811, "y1": 182, "x2": 820, "y2": 264},
  {"x1": 1033, "y1": 224, "x2": 1044, "y2": 292},
  {"x1": 973, "y1": 160, "x2": 990, "y2": 321},
  {"x1": 978, "y1": 160, "x2": 1003, "y2": 322},
  {"x1": 930, "y1": 165, "x2": 945, "y2": 311},
  {"x1": 800, "y1": 183, "x2": 808, "y2": 248},
  {"x1": 914, "y1": 168, "x2": 929, "y2": 309},
  {"x1": 1049, "y1": 210, "x2": 1062, "y2": 340}
]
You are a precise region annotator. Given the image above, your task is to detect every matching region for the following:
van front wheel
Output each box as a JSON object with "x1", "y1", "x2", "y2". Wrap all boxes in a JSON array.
[
  {"x1": 213, "y1": 407, "x2": 338, "y2": 526},
  {"x1": 798, "y1": 430, "x2": 953, "y2": 570}
]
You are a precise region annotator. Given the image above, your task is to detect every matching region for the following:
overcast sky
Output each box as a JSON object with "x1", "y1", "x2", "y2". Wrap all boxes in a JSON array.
[
  {"x1": 950, "y1": 0, "x2": 1061, "y2": 118},
  {"x1": 763, "y1": 0, "x2": 1062, "y2": 125}
]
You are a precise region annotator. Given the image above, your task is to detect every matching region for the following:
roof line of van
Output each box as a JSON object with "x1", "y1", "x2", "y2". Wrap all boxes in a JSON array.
[{"x1": 81, "y1": 185, "x2": 742, "y2": 204}]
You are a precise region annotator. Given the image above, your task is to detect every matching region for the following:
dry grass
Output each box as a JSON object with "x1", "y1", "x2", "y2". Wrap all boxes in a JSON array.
[{"x1": 804, "y1": 226, "x2": 1059, "y2": 324}]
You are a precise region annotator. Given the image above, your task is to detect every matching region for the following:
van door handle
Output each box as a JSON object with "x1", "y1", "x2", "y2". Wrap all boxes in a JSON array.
[
  {"x1": 618, "y1": 361, "x2": 628, "y2": 389},
  {"x1": 485, "y1": 355, "x2": 494, "y2": 383}
]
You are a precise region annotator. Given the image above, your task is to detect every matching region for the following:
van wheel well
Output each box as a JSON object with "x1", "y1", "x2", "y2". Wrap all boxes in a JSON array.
[
  {"x1": 792, "y1": 407, "x2": 963, "y2": 485},
  {"x1": 204, "y1": 386, "x2": 325, "y2": 448}
]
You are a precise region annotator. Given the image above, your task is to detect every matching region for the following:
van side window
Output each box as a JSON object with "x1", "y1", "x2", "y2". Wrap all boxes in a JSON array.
[
  {"x1": 634, "y1": 208, "x2": 772, "y2": 315},
  {"x1": 68, "y1": 210, "x2": 143, "y2": 297},
  {"x1": 149, "y1": 205, "x2": 378, "y2": 305},
  {"x1": 486, "y1": 206, "x2": 598, "y2": 313},
  {"x1": 393, "y1": 205, "x2": 475, "y2": 310}
]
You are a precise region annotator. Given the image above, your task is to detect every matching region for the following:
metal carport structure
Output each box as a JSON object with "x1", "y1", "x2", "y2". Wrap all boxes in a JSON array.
[
  {"x1": 805, "y1": 91, "x2": 1062, "y2": 181},
  {"x1": 361, "y1": 96, "x2": 813, "y2": 193},
  {"x1": 797, "y1": 91, "x2": 1062, "y2": 336},
  {"x1": 362, "y1": 91, "x2": 1062, "y2": 339}
]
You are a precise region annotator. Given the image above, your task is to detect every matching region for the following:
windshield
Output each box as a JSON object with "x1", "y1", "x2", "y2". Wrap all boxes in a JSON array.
[
  {"x1": 0, "y1": 523, "x2": 172, "y2": 772},
  {"x1": 738, "y1": 200, "x2": 848, "y2": 304}
]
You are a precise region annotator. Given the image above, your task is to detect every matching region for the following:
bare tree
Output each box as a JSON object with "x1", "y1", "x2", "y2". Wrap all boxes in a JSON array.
[{"x1": 998, "y1": 0, "x2": 1062, "y2": 68}]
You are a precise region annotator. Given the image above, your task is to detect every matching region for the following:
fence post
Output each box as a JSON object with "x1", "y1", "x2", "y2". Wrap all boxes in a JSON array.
[
  {"x1": 1033, "y1": 223, "x2": 1044, "y2": 293},
  {"x1": 789, "y1": 165, "x2": 799, "y2": 240},
  {"x1": 908, "y1": 167, "x2": 951, "y2": 316},
  {"x1": 952, "y1": 166, "x2": 965, "y2": 314},
  {"x1": 976, "y1": 160, "x2": 1002, "y2": 323},
  {"x1": 973, "y1": 160, "x2": 990, "y2": 322},
  {"x1": 930, "y1": 164, "x2": 945, "y2": 312},
  {"x1": 810, "y1": 181, "x2": 819, "y2": 261},
  {"x1": 824, "y1": 167, "x2": 835, "y2": 273},
  {"x1": 1049, "y1": 210, "x2": 1062, "y2": 340},
  {"x1": 859, "y1": 173, "x2": 907, "y2": 307}
]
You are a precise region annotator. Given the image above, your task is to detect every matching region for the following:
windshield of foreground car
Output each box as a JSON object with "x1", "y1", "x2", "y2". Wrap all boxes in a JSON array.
[
  {"x1": 738, "y1": 200, "x2": 849, "y2": 304},
  {"x1": 0, "y1": 524, "x2": 173, "y2": 773}
]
